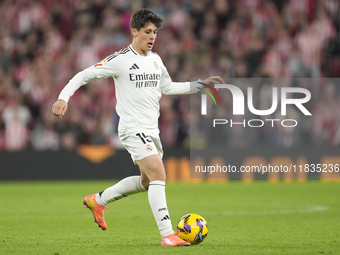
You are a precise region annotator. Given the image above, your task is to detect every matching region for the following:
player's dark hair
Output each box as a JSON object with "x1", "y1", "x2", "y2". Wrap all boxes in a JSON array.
[{"x1": 130, "y1": 9, "x2": 164, "y2": 31}]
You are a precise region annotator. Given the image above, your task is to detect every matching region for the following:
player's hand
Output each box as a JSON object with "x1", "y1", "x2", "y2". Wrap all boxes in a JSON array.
[
  {"x1": 52, "y1": 99, "x2": 68, "y2": 120},
  {"x1": 202, "y1": 76, "x2": 225, "y2": 87}
]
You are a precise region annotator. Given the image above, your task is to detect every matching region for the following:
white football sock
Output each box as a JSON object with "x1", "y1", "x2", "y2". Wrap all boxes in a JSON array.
[
  {"x1": 148, "y1": 180, "x2": 174, "y2": 237},
  {"x1": 95, "y1": 176, "x2": 146, "y2": 206}
]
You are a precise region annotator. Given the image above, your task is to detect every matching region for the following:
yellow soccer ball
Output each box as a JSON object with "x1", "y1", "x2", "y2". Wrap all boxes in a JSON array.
[{"x1": 177, "y1": 213, "x2": 209, "y2": 245}]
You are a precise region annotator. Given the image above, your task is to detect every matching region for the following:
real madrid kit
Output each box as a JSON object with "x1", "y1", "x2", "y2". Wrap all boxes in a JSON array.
[{"x1": 58, "y1": 44, "x2": 201, "y2": 162}]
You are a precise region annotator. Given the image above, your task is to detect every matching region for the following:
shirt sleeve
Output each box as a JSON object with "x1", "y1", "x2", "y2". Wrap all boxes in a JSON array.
[
  {"x1": 158, "y1": 58, "x2": 202, "y2": 95},
  {"x1": 58, "y1": 58, "x2": 118, "y2": 102}
]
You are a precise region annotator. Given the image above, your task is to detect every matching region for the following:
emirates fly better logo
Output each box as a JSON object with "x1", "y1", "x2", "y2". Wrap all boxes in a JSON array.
[{"x1": 197, "y1": 82, "x2": 312, "y2": 128}]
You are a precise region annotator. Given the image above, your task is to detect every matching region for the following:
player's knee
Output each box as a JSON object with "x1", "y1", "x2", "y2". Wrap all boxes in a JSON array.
[
  {"x1": 147, "y1": 165, "x2": 166, "y2": 182},
  {"x1": 149, "y1": 170, "x2": 166, "y2": 182},
  {"x1": 137, "y1": 156, "x2": 166, "y2": 182}
]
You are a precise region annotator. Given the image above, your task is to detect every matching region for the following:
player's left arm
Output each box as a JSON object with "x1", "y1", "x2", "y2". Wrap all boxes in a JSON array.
[
  {"x1": 201, "y1": 76, "x2": 225, "y2": 87},
  {"x1": 159, "y1": 60, "x2": 224, "y2": 95}
]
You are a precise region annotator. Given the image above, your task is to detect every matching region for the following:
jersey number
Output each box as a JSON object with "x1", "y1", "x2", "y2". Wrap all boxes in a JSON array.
[{"x1": 136, "y1": 133, "x2": 152, "y2": 144}]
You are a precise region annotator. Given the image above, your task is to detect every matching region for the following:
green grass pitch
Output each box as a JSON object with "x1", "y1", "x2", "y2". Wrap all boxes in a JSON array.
[{"x1": 1, "y1": 180, "x2": 339, "y2": 255}]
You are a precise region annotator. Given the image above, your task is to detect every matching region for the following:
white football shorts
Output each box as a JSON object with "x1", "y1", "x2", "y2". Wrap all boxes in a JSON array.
[{"x1": 119, "y1": 131, "x2": 164, "y2": 164}]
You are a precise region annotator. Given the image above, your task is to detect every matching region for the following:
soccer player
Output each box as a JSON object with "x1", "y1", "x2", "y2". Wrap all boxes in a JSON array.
[{"x1": 52, "y1": 9, "x2": 224, "y2": 246}]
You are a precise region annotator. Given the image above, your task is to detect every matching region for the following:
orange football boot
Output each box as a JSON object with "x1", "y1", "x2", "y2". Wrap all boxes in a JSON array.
[
  {"x1": 161, "y1": 230, "x2": 191, "y2": 246},
  {"x1": 83, "y1": 194, "x2": 108, "y2": 230}
]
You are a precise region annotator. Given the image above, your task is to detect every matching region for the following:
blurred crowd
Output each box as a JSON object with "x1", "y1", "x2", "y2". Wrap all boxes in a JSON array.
[{"x1": 1, "y1": 0, "x2": 340, "y2": 151}]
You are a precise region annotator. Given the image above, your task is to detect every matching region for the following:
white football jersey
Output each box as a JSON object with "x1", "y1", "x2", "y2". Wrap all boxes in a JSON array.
[{"x1": 59, "y1": 45, "x2": 201, "y2": 136}]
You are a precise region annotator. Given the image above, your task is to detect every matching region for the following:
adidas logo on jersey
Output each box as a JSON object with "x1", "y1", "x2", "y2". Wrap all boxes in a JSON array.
[{"x1": 129, "y1": 63, "x2": 140, "y2": 70}]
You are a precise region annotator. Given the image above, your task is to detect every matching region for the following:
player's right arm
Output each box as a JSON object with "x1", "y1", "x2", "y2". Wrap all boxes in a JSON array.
[
  {"x1": 51, "y1": 56, "x2": 118, "y2": 119},
  {"x1": 52, "y1": 99, "x2": 68, "y2": 120}
]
